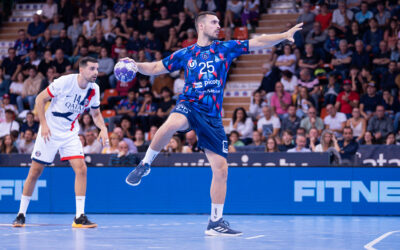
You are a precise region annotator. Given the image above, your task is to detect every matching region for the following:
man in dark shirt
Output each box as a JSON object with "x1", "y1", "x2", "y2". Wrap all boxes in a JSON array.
[
  {"x1": 367, "y1": 105, "x2": 394, "y2": 143},
  {"x1": 150, "y1": 87, "x2": 176, "y2": 127},
  {"x1": 50, "y1": 29, "x2": 73, "y2": 55},
  {"x1": 280, "y1": 105, "x2": 301, "y2": 136},
  {"x1": 278, "y1": 130, "x2": 296, "y2": 152},
  {"x1": 338, "y1": 127, "x2": 359, "y2": 164},
  {"x1": 109, "y1": 141, "x2": 140, "y2": 166},
  {"x1": 27, "y1": 14, "x2": 46, "y2": 42},
  {"x1": 153, "y1": 6, "x2": 173, "y2": 42},
  {"x1": 381, "y1": 61, "x2": 399, "y2": 93},
  {"x1": 372, "y1": 40, "x2": 391, "y2": 76},
  {"x1": 53, "y1": 49, "x2": 72, "y2": 76},
  {"x1": 1, "y1": 48, "x2": 21, "y2": 80},
  {"x1": 360, "y1": 82, "x2": 383, "y2": 120},
  {"x1": 351, "y1": 40, "x2": 370, "y2": 69},
  {"x1": 299, "y1": 43, "x2": 322, "y2": 71}
]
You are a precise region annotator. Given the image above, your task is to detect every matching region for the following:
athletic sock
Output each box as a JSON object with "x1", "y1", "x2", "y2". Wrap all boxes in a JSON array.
[
  {"x1": 76, "y1": 196, "x2": 85, "y2": 218},
  {"x1": 211, "y1": 203, "x2": 224, "y2": 222},
  {"x1": 143, "y1": 147, "x2": 160, "y2": 165},
  {"x1": 18, "y1": 195, "x2": 31, "y2": 216}
]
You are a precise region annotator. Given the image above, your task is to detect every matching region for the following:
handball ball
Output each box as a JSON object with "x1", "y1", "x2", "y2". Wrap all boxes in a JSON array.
[{"x1": 114, "y1": 59, "x2": 138, "y2": 82}]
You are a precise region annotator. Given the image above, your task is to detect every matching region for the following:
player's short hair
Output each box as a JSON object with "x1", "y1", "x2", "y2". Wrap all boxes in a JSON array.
[
  {"x1": 79, "y1": 57, "x2": 98, "y2": 68},
  {"x1": 195, "y1": 11, "x2": 218, "y2": 31}
]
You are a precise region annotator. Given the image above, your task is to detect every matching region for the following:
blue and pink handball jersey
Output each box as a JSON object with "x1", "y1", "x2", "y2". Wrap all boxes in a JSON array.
[{"x1": 162, "y1": 40, "x2": 249, "y2": 118}]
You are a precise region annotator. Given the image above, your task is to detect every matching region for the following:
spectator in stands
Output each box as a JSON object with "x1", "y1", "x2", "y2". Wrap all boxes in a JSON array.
[
  {"x1": 26, "y1": 50, "x2": 41, "y2": 68},
  {"x1": 58, "y1": 0, "x2": 74, "y2": 26},
  {"x1": 315, "y1": 3, "x2": 332, "y2": 31},
  {"x1": 153, "y1": 6, "x2": 173, "y2": 42},
  {"x1": 298, "y1": 43, "x2": 322, "y2": 72},
  {"x1": 79, "y1": 0, "x2": 94, "y2": 20},
  {"x1": 390, "y1": 40, "x2": 400, "y2": 62},
  {"x1": 300, "y1": 106, "x2": 323, "y2": 134},
  {"x1": 384, "y1": 18, "x2": 398, "y2": 50},
  {"x1": 48, "y1": 14, "x2": 65, "y2": 39},
  {"x1": 165, "y1": 135, "x2": 192, "y2": 153},
  {"x1": 295, "y1": 86, "x2": 315, "y2": 118},
  {"x1": 1, "y1": 48, "x2": 21, "y2": 81},
  {"x1": 241, "y1": 0, "x2": 259, "y2": 30},
  {"x1": 115, "y1": 12, "x2": 134, "y2": 40},
  {"x1": 152, "y1": 73, "x2": 174, "y2": 99},
  {"x1": 39, "y1": 67, "x2": 55, "y2": 93},
  {"x1": 9, "y1": 73, "x2": 24, "y2": 107},
  {"x1": 372, "y1": 41, "x2": 391, "y2": 76},
  {"x1": 278, "y1": 130, "x2": 295, "y2": 152},
  {"x1": 275, "y1": 44, "x2": 297, "y2": 73},
  {"x1": 0, "y1": 134, "x2": 18, "y2": 154},
  {"x1": 355, "y1": 1, "x2": 373, "y2": 25},
  {"x1": 0, "y1": 110, "x2": 19, "y2": 138},
  {"x1": 83, "y1": 129, "x2": 103, "y2": 154},
  {"x1": 173, "y1": 70, "x2": 185, "y2": 99},
  {"x1": 324, "y1": 104, "x2": 347, "y2": 137},
  {"x1": 27, "y1": 14, "x2": 46, "y2": 42},
  {"x1": 79, "y1": 113, "x2": 97, "y2": 135},
  {"x1": 113, "y1": 126, "x2": 137, "y2": 153},
  {"x1": 120, "y1": 116, "x2": 135, "y2": 140},
  {"x1": 357, "y1": 67, "x2": 376, "y2": 93},
  {"x1": 322, "y1": 74, "x2": 340, "y2": 106},
  {"x1": 101, "y1": 9, "x2": 118, "y2": 43},
  {"x1": 297, "y1": 69, "x2": 319, "y2": 110},
  {"x1": 346, "y1": 21, "x2": 362, "y2": 48},
  {"x1": 228, "y1": 107, "x2": 253, "y2": 143},
  {"x1": 13, "y1": 29, "x2": 33, "y2": 60},
  {"x1": 224, "y1": 0, "x2": 243, "y2": 28},
  {"x1": 137, "y1": 92, "x2": 157, "y2": 132},
  {"x1": 307, "y1": 127, "x2": 320, "y2": 149},
  {"x1": 249, "y1": 90, "x2": 267, "y2": 121},
  {"x1": 259, "y1": 62, "x2": 280, "y2": 94},
  {"x1": 67, "y1": 16, "x2": 83, "y2": 47},
  {"x1": 296, "y1": 1, "x2": 315, "y2": 36},
  {"x1": 346, "y1": 107, "x2": 367, "y2": 142},
  {"x1": 134, "y1": 129, "x2": 149, "y2": 153},
  {"x1": 335, "y1": 79, "x2": 360, "y2": 117},
  {"x1": 109, "y1": 141, "x2": 139, "y2": 166},
  {"x1": 376, "y1": 2, "x2": 391, "y2": 28},
  {"x1": 184, "y1": 130, "x2": 200, "y2": 152},
  {"x1": 20, "y1": 112, "x2": 39, "y2": 138},
  {"x1": 41, "y1": 0, "x2": 58, "y2": 24},
  {"x1": 257, "y1": 106, "x2": 281, "y2": 139},
  {"x1": 53, "y1": 49, "x2": 71, "y2": 76},
  {"x1": 165, "y1": 27, "x2": 181, "y2": 53},
  {"x1": 229, "y1": 130, "x2": 244, "y2": 148},
  {"x1": 310, "y1": 129, "x2": 340, "y2": 152},
  {"x1": 385, "y1": 132, "x2": 396, "y2": 145},
  {"x1": 270, "y1": 82, "x2": 292, "y2": 118},
  {"x1": 265, "y1": 137, "x2": 279, "y2": 153},
  {"x1": 138, "y1": 9, "x2": 154, "y2": 36},
  {"x1": 338, "y1": 126, "x2": 359, "y2": 163},
  {"x1": 134, "y1": 75, "x2": 152, "y2": 101},
  {"x1": 181, "y1": 28, "x2": 197, "y2": 48},
  {"x1": 367, "y1": 105, "x2": 394, "y2": 143},
  {"x1": 360, "y1": 82, "x2": 382, "y2": 120},
  {"x1": 17, "y1": 128, "x2": 35, "y2": 154},
  {"x1": 250, "y1": 130, "x2": 265, "y2": 147},
  {"x1": 305, "y1": 22, "x2": 327, "y2": 51},
  {"x1": 281, "y1": 105, "x2": 301, "y2": 136},
  {"x1": 0, "y1": 68, "x2": 10, "y2": 98},
  {"x1": 16, "y1": 66, "x2": 43, "y2": 112},
  {"x1": 381, "y1": 61, "x2": 399, "y2": 95},
  {"x1": 51, "y1": 29, "x2": 73, "y2": 56},
  {"x1": 360, "y1": 130, "x2": 374, "y2": 145},
  {"x1": 152, "y1": 87, "x2": 175, "y2": 127},
  {"x1": 324, "y1": 28, "x2": 340, "y2": 60},
  {"x1": 0, "y1": 95, "x2": 18, "y2": 122},
  {"x1": 363, "y1": 18, "x2": 383, "y2": 54},
  {"x1": 37, "y1": 29, "x2": 54, "y2": 55},
  {"x1": 382, "y1": 88, "x2": 399, "y2": 117},
  {"x1": 111, "y1": 36, "x2": 125, "y2": 59},
  {"x1": 331, "y1": 40, "x2": 353, "y2": 79},
  {"x1": 82, "y1": 11, "x2": 100, "y2": 41},
  {"x1": 97, "y1": 48, "x2": 114, "y2": 91},
  {"x1": 94, "y1": 0, "x2": 107, "y2": 19},
  {"x1": 331, "y1": 1, "x2": 353, "y2": 34},
  {"x1": 113, "y1": 0, "x2": 131, "y2": 17},
  {"x1": 351, "y1": 40, "x2": 370, "y2": 69},
  {"x1": 287, "y1": 134, "x2": 311, "y2": 152},
  {"x1": 280, "y1": 70, "x2": 298, "y2": 94}
]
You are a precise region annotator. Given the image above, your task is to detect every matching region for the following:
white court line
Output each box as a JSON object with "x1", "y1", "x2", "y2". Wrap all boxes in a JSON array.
[
  {"x1": 364, "y1": 230, "x2": 400, "y2": 250},
  {"x1": 245, "y1": 235, "x2": 265, "y2": 240}
]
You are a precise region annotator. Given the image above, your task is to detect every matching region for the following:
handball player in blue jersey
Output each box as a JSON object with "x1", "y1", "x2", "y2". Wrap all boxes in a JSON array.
[{"x1": 125, "y1": 11, "x2": 302, "y2": 236}]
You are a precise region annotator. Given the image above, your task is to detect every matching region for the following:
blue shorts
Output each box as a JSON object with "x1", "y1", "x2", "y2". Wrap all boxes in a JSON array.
[{"x1": 172, "y1": 102, "x2": 228, "y2": 159}]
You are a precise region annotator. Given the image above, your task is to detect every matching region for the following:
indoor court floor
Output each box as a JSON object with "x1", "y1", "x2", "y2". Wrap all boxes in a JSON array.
[{"x1": 0, "y1": 214, "x2": 399, "y2": 250}]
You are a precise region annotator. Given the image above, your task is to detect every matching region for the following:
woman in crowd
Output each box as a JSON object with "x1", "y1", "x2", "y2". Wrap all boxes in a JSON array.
[
  {"x1": 310, "y1": 130, "x2": 340, "y2": 152},
  {"x1": 270, "y1": 81, "x2": 292, "y2": 118},
  {"x1": 0, "y1": 135, "x2": 18, "y2": 154},
  {"x1": 265, "y1": 137, "x2": 278, "y2": 152},
  {"x1": 249, "y1": 90, "x2": 266, "y2": 121},
  {"x1": 134, "y1": 129, "x2": 148, "y2": 153},
  {"x1": 165, "y1": 135, "x2": 191, "y2": 153},
  {"x1": 295, "y1": 86, "x2": 315, "y2": 118},
  {"x1": 101, "y1": 132, "x2": 120, "y2": 154},
  {"x1": 275, "y1": 44, "x2": 297, "y2": 73},
  {"x1": 228, "y1": 107, "x2": 254, "y2": 144},
  {"x1": 79, "y1": 113, "x2": 97, "y2": 135},
  {"x1": 346, "y1": 107, "x2": 366, "y2": 142},
  {"x1": 385, "y1": 132, "x2": 397, "y2": 145},
  {"x1": 361, "y1": 131, "x2": 375, "y2": 145},
  {"x1": 280, "y1": 70, "x2": 298, "y2": 95}
]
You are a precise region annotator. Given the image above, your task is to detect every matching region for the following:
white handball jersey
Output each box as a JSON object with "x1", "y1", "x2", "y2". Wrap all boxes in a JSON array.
[{"x1": 46, "y1": 74, "x2": 100, "y2": 137}]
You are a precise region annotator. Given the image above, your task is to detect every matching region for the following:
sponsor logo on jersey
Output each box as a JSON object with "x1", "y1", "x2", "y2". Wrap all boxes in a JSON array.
[
  {"x1": 201, "y1": 53, "x2": 209, "y2": 60},
  {"x1": 188, "y1": 60, "x2": 197, "y2": 70},
  {"x1": 194, "y1": 82, "x2": 203, "y2": 89},
  {"x1": 35, "y1": 151, "x2": 41, "y2": 157},
  {"x1": 204, "y1": 79, "x2": 221, "y2": 87}
]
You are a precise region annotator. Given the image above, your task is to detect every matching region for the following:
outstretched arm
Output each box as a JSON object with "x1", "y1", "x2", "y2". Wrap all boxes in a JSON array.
[
  {"x1": 249, "y1": 23, "x2": 303, "y2": 50},
  {"x1": 122, "y1": 58, "x2": 169, "y2": 76}
]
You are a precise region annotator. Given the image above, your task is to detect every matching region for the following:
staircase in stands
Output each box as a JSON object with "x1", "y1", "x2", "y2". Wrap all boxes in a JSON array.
[
  {"x1": 222, "y1": 0, "x2": 299, "y2": 129},
  {"x1": 0, "y1": 3, "x2": 39, "y2": 59}
]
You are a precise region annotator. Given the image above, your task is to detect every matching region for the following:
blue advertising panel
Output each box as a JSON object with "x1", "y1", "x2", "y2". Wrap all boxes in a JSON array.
[{"x1": 0, "y1": 167, "x2": 399, "y2": 215}]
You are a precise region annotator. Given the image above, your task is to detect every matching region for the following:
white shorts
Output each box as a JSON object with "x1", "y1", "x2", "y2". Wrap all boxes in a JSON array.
[{"x1": 31, "y1": 127, "x2": 84, "y2": 164}]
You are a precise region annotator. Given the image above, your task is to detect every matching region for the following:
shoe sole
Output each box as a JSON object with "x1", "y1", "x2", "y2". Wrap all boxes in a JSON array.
[
  {"x1": 12, "y1": 224, "x2": 25, "y2": 228},
  {"x1": 204, "y1": 229, "x2": 243, "y2": 237},
  {"x1": 125, "y1": 168, "x2": 151, "y2": 186},
  {"x1": 72, "y1": 222, "x2": 98, "y2": 228}
]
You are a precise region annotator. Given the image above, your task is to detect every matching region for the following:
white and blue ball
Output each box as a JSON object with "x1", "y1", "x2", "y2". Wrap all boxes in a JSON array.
[{"x1": 114, "y1": 59, "x2": 138, "y2": 82}]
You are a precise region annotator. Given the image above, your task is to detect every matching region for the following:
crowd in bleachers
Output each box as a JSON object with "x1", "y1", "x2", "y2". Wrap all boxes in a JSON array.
[{"x1": 0, "y1": 0, "x2": 398, "y2": 165}]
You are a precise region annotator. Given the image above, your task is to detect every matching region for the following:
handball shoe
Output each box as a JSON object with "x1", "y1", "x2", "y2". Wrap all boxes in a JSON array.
[
  {"x1": 72, "y1": 214, "x2": 97, "y2": 228},
  {"x1": 125, "y1": 161, "x2": 151, "y2": 186},
  {"x1": 12, "y1": 213, "x2": 25, "y2": 227},
  {"x1": 205, "y1": 218, "x2": 243, "y2": 236}
]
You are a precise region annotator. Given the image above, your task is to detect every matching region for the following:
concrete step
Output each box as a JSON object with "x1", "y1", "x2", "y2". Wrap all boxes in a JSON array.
[
  {"x1": 236, "y1": 60, "x2": 269, "y2": 68},
  {"x1": 223, "y1": 119, "x2": 230, "y2": 127},
  {"x1": 261, "y1": 13, "x2": 299, "y2": 20},
  {"x1": 239, "y1": 54, "x2": 271, "y2": 60},
  {"x1": 229, "y1": 74, "x2": 263, "y2": 81},
  {"x1": 223, "y1": 103, "x2": 250, "y2": 111},
  {"x1": 223, "y1": 97, "x2": 251, "y2": 103},
  {"x1": 0, "y1": 34, "x2": 19, "y2": 40},
  {"x1": 258, "y1": 20, "x2": 289, "y2": 27},
  {"x1": 231, "y1": 67, "x2": 263, "y2": 74},
  {"x1": 271, "y1": 1, "x2": 294, "y2": 8},
  {"x1": 256, "y1": 26, "x2": 287, "y2": 34},
  {"x1": 2, "y1": 22, "x2": 30, "y2": 28}
]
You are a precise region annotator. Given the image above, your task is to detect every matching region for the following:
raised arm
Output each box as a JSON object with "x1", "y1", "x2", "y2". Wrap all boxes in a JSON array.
[{"x1": 249, "y1": 23, "x2": 303, "y2": 50}]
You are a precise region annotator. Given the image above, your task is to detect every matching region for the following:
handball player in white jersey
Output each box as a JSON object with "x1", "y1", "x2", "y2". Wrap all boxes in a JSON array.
[{"x1": 12, "y1": 57, "x2": 109, "y2": 228}]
